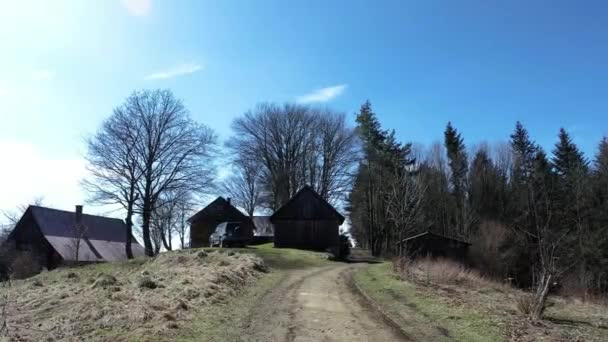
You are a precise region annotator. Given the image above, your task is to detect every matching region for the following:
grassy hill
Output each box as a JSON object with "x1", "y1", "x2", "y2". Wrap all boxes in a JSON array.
[{"x1": 1, "y1": 244, "x2": 330, "y2": 342}]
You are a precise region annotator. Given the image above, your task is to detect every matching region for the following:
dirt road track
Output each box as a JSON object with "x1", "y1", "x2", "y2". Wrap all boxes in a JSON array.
[{"x1": 240, "y1": 263, "x2": 410, "y2": 342}]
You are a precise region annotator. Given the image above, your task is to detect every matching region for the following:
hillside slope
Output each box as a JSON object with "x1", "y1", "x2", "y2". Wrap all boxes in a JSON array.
[{"x1": 2, "y1": 249, "x2": 269, "y2": 341}]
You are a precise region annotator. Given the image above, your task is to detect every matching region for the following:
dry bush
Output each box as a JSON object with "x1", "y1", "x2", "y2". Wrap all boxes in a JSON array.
[
  {"x1": 138, "y1": 276, "x2": 158, "y2": 289},
  {"x1": 516, "y1": 293, "x2": 535, "y2": 315},
  {"x1": 469, "y1": 221, "x2": 516, "y2": 278},
  {"x1": 10, "y1": 251, "x2": 41, "y2": 279},
  {"x1": 393, "y1": 256, "x2": 502, "y2": 289}
]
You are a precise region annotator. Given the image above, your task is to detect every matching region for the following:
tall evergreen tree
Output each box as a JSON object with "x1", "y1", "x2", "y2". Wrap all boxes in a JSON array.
[
  {"x1": 588, "y1": 138, "x2": 608, "y2": 292},
  {"x1": 469, "y1": 147, "x2": 505, "y2": 223},
  {"x1": 551, "y1": 128, "x2": 591, "y2": 288},
  {"x1": 348, "y1": 100, "x2": 414, "y2": 256},
  {"x1": 444, "y1": 122, "x2": 469, "y2": 237}
]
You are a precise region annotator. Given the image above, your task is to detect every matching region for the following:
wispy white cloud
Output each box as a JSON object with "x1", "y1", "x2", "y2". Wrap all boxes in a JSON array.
[
  {"x1": 145, "y1": 63, "x2": 202, "y2": 80},
  {"x1": 297, "y1": 84, "x2": 347, "y2": 104},
  {"x1": 121, "y1": 0, "x2": 152, "y2": 16},
  {"x1": 32, "y1": 70, "x2": 54, "y2": 81}
]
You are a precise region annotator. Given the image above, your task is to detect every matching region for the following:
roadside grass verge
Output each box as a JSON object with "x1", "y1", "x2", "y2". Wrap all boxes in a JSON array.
[
  {"x1": 355, "y1": 259, "x2": 608, "y2": 342},
  {"x1": 354, "y1": 262, "x2": 505, "y2": 342}
]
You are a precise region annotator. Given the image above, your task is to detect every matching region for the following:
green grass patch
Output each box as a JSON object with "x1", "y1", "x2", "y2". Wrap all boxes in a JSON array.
[
  {"x1": 354, "y1": 262, "x2": 507, "y2": 342},
  {"x1": 203, "y1": 243, "x2": 332, "y2": 270}
]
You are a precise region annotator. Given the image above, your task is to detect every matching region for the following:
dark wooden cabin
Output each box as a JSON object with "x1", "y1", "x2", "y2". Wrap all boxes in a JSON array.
[
  {"x1": 397, "y1": 231, "x2": 470, "y2": 262},
  {"x1": 5, "y1": 205, "x2": 145, "y2": 270},
  {"x1": 188, "y1": 197, "x2": 254, "y2": 247},
  {"x1": 270, "y1": 186, "x2": 344, "y2": 251}
]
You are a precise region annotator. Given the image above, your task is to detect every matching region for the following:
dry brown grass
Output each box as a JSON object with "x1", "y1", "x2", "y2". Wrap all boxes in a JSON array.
[
  {"x1": 395, "y1": 256, "x2": 505, "y2": 290},
  {"x1": 1, "y1": 249, "x2": 268, "y2": 342},
  {"x1": 391, "y1": 257, "x2": 608, "y2": 341}
]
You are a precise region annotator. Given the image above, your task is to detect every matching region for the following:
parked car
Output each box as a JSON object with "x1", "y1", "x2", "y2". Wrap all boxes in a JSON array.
[{"x1": 209, "y1": 222, "x2": 250, "y2": 247}]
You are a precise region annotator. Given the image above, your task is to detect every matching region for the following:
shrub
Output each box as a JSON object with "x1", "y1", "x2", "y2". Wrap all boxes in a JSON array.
[
  {"x1": 138, "y1": 276, "x2": 158, "y2": 289},
  {"x1": 252, "y1": 259, "x2": 269, "y2": 273},
  {"x1": 9, "y1": 250, "x2": 42, "y2": 279},
  {"x1": 516, "y1": 293, "x2": 535, "y2": 315},
  {"x1": 92, "y1": 274, "x2": 117, "y2": 288},
  {"x1": 393, "y1": 256, "x2": 499, "y2": 290}
]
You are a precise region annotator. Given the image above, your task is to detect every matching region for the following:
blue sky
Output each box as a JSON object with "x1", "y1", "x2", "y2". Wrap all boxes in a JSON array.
[{"x1": 1, "y1": 0, "x2": 608, "y2": 213}]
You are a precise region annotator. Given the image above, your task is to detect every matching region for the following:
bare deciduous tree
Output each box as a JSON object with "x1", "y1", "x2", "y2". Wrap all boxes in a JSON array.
[
  {"x1": 85, "y1": 89, "x2": 217, "y2": 256},
  {"x1": 228, "y1": 103, "x2": 358, "y2": 210},
  {"x1": 221, "y1": 159, "x2": 263, "y2": 217},
  {"x1": 130, "y1": 90, "x2": 217, "y2": 256},
  {"x1": 83, "y1": 105, "x2": 142, "y2": 259},
  {"x1": 70, "y1": 206, "x2": 87, "y2": 262},
  {"x1": 385, "y1": 167, "x2": 426, "y2": 255}
]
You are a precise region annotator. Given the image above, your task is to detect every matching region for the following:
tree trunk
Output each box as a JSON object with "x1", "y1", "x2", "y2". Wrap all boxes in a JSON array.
[
  {"x1": 125, "y1": 208, "x2": 133, "y2": 259},
  {"x1": 142, "y1": 204, "x2": 154, "y2": 257},
  {"x1": 531, "y1": 273, "x2": 552, "y2": 321},
  {"x1": 161, "y1": 229, "x2": 172, "y2": 251}
]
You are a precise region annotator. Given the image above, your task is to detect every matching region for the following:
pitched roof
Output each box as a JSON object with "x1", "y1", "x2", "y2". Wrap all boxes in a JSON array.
[
  {"x1": 251, "y1": 216, "x2": 274, "y2": 236},
  {"x1": 19, "y1": 206, "x2": 145, "y2": 261},
  {"x1": 270, "y1": 185, "x2": 345, "y2": 224},
  {"x1": 187, "y1": 197, "x2": 249, "y2": 224},
  {"x1": 29, "y1": 206, "x2": 130, "y2": 242}
]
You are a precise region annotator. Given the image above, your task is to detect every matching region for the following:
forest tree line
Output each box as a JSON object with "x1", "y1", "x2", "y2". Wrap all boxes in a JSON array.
[{"x1": 347, "y1": 101, "x2": 608, "y2": 298}]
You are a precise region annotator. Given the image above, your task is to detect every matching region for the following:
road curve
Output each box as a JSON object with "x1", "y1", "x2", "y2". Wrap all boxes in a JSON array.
[{"x1": 240, "y1": 263, "x2": 409, "y2": 342}]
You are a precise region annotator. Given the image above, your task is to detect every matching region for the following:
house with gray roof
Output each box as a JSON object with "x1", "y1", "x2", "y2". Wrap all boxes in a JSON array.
[{"x1": 6, "y1": 205, "x2": 145, "y2": 269}]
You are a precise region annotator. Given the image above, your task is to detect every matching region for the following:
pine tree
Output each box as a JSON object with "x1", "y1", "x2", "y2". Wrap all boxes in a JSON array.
[
  {"x1": 510, "y1": 121, "x2": 538, "y2": 183},
  {"x1": 444, "y1": 122, "x2": 469, "y2": 237},
  {"x1": 589, "y1": 138, "x2": 608, "y2": 292},
  {"x1": 551, "y1": 128, "x2": 591, "y2": 289},
  {"x1": 348, "y1": 101, "x2": 415, "y2": 256},
  {"x1": 552, "y1": 128, "x2": 589, "y2": 179},
  {"x1": 469, "y1": 148, "x2": 505, "y2": 222}
]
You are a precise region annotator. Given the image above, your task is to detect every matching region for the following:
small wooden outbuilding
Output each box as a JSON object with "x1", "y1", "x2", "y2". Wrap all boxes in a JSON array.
[
  {"x1": 270, "y1": 186, "x2": 344, "y2": 252},
  {"x1": 397, "y1": 231, "x2": 470, "y2": 262},
  {"x1": 188, "y1": 197, "x2": 253, "y2": 247}
]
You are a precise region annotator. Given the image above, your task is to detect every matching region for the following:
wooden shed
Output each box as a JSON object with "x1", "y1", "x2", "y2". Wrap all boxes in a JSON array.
[
  {"x1": 397, "y1": 231, "x2": 470, "y2": 262},
  {"x1": 188, "y1": 197, "x2": 253, "y2": 248},
  {"x1": 270, "y1": 186, "x2": 344, "y2": 251}
]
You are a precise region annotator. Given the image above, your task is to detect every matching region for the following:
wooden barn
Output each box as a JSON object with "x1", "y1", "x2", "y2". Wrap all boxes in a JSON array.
[
  {"x1": 270, "y1": 186, "x2": 344, "y2": 251},
  {"x1": 188, "y1": 197, "x2": 254, "y2": 247},
  {"x1": 397, "y1": 231, "x2": 470, "y2": 262},
  {"x1": 5, "y1": 205, "x2": 145, "y2": 270}
]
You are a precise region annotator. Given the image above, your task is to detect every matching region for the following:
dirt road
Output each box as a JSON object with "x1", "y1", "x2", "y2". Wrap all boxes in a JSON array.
[{"x1": 241, "y1": 263, "x2": 409, "y2": 342}]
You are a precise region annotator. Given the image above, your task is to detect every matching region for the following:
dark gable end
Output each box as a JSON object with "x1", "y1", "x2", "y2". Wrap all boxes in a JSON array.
[
  {"x1": 270, "y1": 186, "x2": 345, "y2": 224},
  {"x1": 188, "y1": 197, "x2": 249, "y2": 224},
  {"x1": 188, "y1": 196, "x2": 254, "y2": 247}
]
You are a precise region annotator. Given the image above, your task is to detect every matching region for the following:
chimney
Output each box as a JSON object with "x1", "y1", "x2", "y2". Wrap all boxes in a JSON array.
[
  {"x1": 75, "y1": 205, "x2": 83, "y2": 225},
  {"x1": 226, "y1": 198, "x2": 231, "y2": 205}
]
